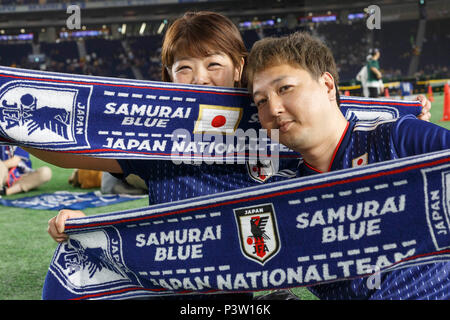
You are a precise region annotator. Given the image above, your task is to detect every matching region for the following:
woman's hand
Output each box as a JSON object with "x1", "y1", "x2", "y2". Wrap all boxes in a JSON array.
[{"x1": 48, "y1": 209, "x2": 86, "y2": 243}]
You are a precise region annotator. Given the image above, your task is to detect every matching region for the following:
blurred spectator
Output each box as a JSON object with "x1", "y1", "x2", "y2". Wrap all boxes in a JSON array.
[
  {"x1": 0, "y1": 146, "x2": 52, "y2": 196},
  {"x1": 366, "y1": 48, "x2": 383, "y2": 98}
]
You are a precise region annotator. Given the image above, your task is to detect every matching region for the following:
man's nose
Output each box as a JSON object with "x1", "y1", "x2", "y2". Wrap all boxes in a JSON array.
[{"x1": 268, "y1": 95, "x2": 284, "y2": 117}]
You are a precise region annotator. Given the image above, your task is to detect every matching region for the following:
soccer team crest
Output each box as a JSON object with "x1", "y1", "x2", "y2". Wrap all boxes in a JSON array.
[
  {"x1": 0, "y1": 78, "x2": 91, "y2": 149},
  {"x1": 233, "y1": 203, "x2": 281, "y2": 265},
  {"x1": 49, "y1": 227, "x2": 142, "y2": 296},
  {"x1": 246, "y1": 160, "x2": 276, "y2": 183}
]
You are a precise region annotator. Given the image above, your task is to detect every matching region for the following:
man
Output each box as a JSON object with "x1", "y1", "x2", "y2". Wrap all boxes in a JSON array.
[
  {"x1": 246, "y1": 31, "x2": 449, "y2": 299},
  {"x1": 355, "y1": 55, "x2": 371, "y2": 97},
  {"x1": 366, "y1": 48, "x2": 383, "y2": 98}
]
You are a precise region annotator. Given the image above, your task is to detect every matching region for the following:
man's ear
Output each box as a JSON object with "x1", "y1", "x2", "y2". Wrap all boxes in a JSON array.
[
  {"x1": 322, "y1": 72, "x2": 337, "y2": 102},
  {"x1": 234, "y1": 57, "x2": 245, "y2": 83}
]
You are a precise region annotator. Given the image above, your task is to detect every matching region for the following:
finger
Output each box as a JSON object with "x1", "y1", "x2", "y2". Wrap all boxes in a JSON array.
[
  {"x1": 48, "y1": 217, "x2": 65, "y2": 241},
  {"x1": 54, "y1": 210, "x2": 70, "y2": 234},
  {"x1": 417, "y1": 111, "x2": 431, "y2": 122},
  {"x1": 423, "y1": 100, "x2": 431, "y2": 112},
  {"x1": 416, "y1": 95, "x2": 432, "y2": 117},
  {"x1": 55, "y1": 209, "x2": 86, "y2": 234},
  {"x1": 416, "y1": 94, "x2": 426, "y2": 106},
  {"x1": 55, "y1": 235, "x2": 69, "y2": 243}
]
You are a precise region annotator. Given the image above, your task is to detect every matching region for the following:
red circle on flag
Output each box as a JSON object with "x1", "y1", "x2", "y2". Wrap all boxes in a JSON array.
[
  {"x1": 247, "y1": 237, "x2": 253, "y2": 245},
  {"x1": 357, "y1": 158, "x2": 363, "y2": 165},
  {"x1": 211, "y1": 115, "x2": 226, "y2": 128}
]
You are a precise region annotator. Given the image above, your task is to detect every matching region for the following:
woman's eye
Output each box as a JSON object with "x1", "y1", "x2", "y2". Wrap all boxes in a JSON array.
[
  {"x1": 176, "y1": 66, "x2": 191, "y2": 72},
  {"x1": 208, "y1": 62, "x2": 221, "y2": 68}
]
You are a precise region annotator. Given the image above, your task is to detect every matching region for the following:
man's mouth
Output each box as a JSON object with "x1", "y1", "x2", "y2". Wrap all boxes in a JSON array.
[{"x1": 278, "y1": 120, "x2": 294, "y2": 133}]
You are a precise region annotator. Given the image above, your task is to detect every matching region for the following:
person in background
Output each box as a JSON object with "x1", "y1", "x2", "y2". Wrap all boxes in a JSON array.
[
  {"x1": 355, "y1": 54, "x2": 371, "y2": 97},
  {"x1": 0, "y1": 145, "x2": 52, "y2": 196},
  {"x1": 366, "y1": 48, "x2": 383, "y2": 98}
]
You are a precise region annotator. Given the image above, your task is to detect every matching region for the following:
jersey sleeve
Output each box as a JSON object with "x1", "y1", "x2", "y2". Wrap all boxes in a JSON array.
[
  {"x1": 116, "y1": 158, "x2": 154, "y2": 183},
  {"x1": 391, "y1": 114, "x2": 450, "y2": 157}
]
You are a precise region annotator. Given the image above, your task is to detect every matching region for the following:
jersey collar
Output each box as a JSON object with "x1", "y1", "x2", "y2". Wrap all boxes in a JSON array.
[{"x1": 300, "y1": 120, "x2": 354, "y2": 175}]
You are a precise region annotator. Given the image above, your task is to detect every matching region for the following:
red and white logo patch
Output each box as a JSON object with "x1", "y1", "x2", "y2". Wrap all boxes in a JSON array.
[
  {"x1": 246, "y1": 161, "x2": 275, "y2": 183},
  {"x1": 233, "y1": 203, "x2": 280, "y2": 265},
  {"x1": 193, "y1": 104, "x2": 243, "y2": 134},
  {"x1": 352, "y1": 153, "x2": 368, "y2": 168}
]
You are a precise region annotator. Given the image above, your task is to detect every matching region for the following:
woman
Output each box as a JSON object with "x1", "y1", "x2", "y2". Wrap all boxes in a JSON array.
[
  {"x1": 45, "y1": 11, "x2": 295, "y2": 301},
  {"x1": 46, "y1": 11, "x2": 282, "y2": 239}
]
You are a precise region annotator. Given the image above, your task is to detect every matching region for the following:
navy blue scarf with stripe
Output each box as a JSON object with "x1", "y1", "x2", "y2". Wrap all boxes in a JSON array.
[
  {"x1": 0, "y1": 66, "x2": 422, "y2": 162},
  {"x1": 42, "y1": 149, "x2": 450, "y2": 299}
]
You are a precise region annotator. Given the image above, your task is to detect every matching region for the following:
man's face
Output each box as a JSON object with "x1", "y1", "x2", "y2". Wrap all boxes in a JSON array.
[{"x1": 252, "y1": 63, "x2": 336, "y2": 152}]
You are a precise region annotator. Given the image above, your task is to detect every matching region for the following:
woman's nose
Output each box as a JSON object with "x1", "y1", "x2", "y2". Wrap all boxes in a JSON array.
[{"x1": 192, "y1": 67, "x2": 212, "y2": 86}]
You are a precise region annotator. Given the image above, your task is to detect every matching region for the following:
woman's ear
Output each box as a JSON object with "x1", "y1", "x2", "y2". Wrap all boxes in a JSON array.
[
  {"x1": 166, "y1": 66, "x2": 173, "y2": 82},
  {"x1": 234, "y1": 57, "x2": 245, "y2": 83}
]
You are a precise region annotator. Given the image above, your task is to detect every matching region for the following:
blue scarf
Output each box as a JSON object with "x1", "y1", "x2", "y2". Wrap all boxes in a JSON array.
[
  {"x1": 0, "y1": 191, "x2": 145, "y2": 210},
  {"x1": 42, "y1": 149, "x2": 450, "y2": 299},
  {"x1": 0, "y1": 66, "x2": 422, "y2": 162}
]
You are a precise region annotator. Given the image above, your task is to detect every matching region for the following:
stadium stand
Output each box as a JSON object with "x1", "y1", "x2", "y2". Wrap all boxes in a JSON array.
[
  {"x1": 84, "y1": 38, "x2": 134, "y2": 78},
  {"x1": 417, "y1": 17, "x2": 450, "y2": 80},
  {"x1": 0, "y1": 0, "x2": 448, "y2": 87},
  {"x1": 0, "y1": 42, "x2": 32, "y2": 67},
  {"x1": 127, "y1": 34, "x2": 163, "y2": 80}
]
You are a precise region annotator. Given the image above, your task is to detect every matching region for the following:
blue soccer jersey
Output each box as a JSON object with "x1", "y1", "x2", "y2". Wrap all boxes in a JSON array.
[
  {"x1": 117, "y1": 149, "x2": 298, "y2": 300},
  {"x1": 299, "y1": 114, "x2": 450, "y2": 300},
  {"x1": 117, "y1": 159, "x2": 298, "y2": 204}
]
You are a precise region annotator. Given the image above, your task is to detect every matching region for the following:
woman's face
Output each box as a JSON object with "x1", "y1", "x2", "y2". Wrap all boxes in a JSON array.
[{"x1": 169, "y1": 52, "x2": 243, "y2": 88}]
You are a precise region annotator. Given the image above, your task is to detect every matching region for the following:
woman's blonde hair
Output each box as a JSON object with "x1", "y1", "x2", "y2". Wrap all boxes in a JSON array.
[{"x1": 161, "y1": 11, "x2": 248, "y2": 87}]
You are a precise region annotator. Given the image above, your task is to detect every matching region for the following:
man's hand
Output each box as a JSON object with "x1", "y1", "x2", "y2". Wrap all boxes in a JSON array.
[
  {"x1": 416, "y1": 94, "x2": 432, "y2": 121},
  {"x1": 48, "y1": 209, "x2": 86, "y2": 243}
]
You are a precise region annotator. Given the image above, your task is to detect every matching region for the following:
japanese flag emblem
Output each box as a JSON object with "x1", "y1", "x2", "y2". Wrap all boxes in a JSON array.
[
  {"x1": 352, "y1": 153, "x2": 368, "y2": 168},
  {"x1": 233, "y1": 203, "x2": 281, "y2": 265},
  {"x1": 193, "y1": 104, "x2": 243, "y2": 134}
]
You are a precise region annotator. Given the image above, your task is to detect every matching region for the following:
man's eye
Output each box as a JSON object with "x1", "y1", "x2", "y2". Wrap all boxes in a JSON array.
[
  {"x1": 256, "y1": 99, "x2": 267, "y2": 108},
  {"x1": 208, "y1": 62, "x2": 221, "y2": 68},
  {"x1": 279, "y1": 85, "x2": 292, "y2": 93}
]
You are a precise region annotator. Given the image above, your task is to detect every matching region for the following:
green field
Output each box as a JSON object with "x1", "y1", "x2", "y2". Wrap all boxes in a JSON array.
[{"x1": 0, "y1": 93, "x2": 448, "y2": 300}]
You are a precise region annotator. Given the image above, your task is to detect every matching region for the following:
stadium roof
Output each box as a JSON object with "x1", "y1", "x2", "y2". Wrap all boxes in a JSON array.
[{"x1": 0, "y1": 0, "x2": 447, "y2": 30}]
